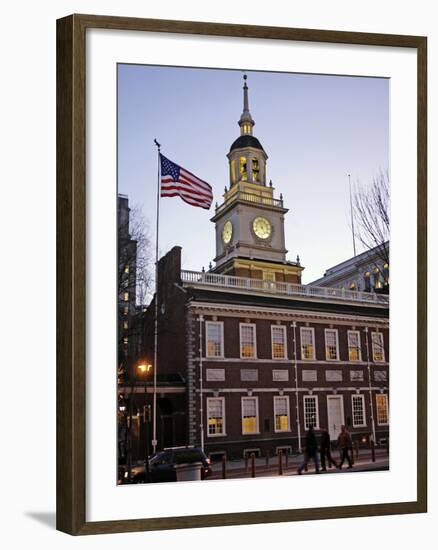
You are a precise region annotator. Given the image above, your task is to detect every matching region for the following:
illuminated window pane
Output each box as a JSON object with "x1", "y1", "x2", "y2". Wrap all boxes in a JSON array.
[
  {"x1": 271, "y1": 326, "x2": 286, "y2": 359},
  {"x1": 240, "y1": 324, "x2": 256, "y2": 358},
  {"x1": 239, "y1": 156, "x2": 247, "y2": 180},
  {"x1": 371, "y1": 332, "x2": 385, "y2": 362},
  {"x1": 207, "y1": 398, "x2": 225, "y2": 435},
  {"x1": 348, "y1": 330, "x2": 361, "y2": 361},
  {"x1": 274, "y1": 397, "x2": 289, "y2": 432},
  {"x1": 376, "y1": 394, "x2": 389, "y2": 425},
  {"x1": 124, "y1": 292, "x2": 129, "y2": 301},
  {"x1": 124, "y1": 265, "x2": 129, "y2": 273},
  {"x1": 124, "y1": 306, "x2": 129, "y2": 316},
  {"x1": 242, "y1": 397, "x2": 258, "y2": 434},
  {"x1": 325, "y1": 329, "x2": 339, "y2": 360},
  {"x1": 123, "y1": 320, "x2": 129, "y2": 330},
  {"x1": 300, "y1": 328, "x2": 315, "y2": 360}
]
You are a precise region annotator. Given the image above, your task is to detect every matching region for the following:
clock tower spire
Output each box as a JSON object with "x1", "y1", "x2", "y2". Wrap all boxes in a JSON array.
[{"x1": 210, "y1": 74, "x2": 303, "y2": 284}]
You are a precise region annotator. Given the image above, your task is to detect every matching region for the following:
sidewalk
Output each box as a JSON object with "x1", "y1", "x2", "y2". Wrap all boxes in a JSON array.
[{"x1": 209, "y1": 448, "x2": 389, "y2": 480}]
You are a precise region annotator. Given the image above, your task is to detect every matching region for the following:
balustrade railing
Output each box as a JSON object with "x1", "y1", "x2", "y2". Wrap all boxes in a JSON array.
[
  {"x1": 180, "y1": 270, "x2": 389, "y2": 305},
  {"x1": 215, "y1": 191, "x2": 283, "y2": 214}
]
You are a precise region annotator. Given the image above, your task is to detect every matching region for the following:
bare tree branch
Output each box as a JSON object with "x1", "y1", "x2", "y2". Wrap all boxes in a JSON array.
[{"x1": 353, "y1": 171, "x2": 390, "y2": 267}]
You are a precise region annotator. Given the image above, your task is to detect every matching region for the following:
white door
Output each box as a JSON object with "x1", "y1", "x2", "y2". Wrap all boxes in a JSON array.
[{"x1": 327, "y1": 396, "x2": 345, "y2": 440}]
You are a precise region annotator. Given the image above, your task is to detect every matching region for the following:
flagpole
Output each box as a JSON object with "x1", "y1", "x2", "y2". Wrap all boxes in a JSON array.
[{"x1": 152, "y1": 138, "x2": 161, "y2": 455}]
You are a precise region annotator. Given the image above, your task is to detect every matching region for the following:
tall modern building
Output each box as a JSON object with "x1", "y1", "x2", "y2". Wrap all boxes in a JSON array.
[{"x1": 120, "y1": 77, "x2": 389, "y2": 462}]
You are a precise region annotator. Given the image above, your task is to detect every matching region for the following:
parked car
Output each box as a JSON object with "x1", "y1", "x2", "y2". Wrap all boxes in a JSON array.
[{"x1": 131, "y1": 446, "x2": 212, "y2": 483}]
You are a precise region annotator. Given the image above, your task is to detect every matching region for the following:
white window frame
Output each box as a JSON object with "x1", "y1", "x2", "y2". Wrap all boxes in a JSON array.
[
  {"x1": 324, "y1": 328, "x2": 340, "y2": 361},
  {"x1": 205, "y1": 320, "x2": 224, "y2": 358},
  {"x1": 351, "y1": 394, "x2": 367, "y2": 428},
  {"x1": 239, "y1": 323, "x2": 257, "y2": 359},
  {"x1": 206, "y1": 397, "x2": 226, "y2": 437},
  {"x1": 273, "y1": 395, "x2": 290, "y2": 433},
  {"x1": 300, "y1": 326, "x2": 315, "y2": 360},
  {"x1": 347, "y1": 330, "x2": 362, "y2": 362},
  {"x1": 271, "y1": 325, "x2": 287, "y2": 360},
  {"x1": 303, "y1": 395, "x2": 320, "y2": 430},
  {"x1": 376, "y1": 393, "x2": 389, "y2": 425},
  {"x1": 241, "y1": 396, "x2": 259, "y2": 435},
  {"x1": 371, "y1": 331, "x2": 386, "y2": 362}
]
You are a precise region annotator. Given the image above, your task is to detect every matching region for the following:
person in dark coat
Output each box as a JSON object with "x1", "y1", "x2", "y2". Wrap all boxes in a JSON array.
[
  {"x1": 319, "y1": 427, "x2": 338, "y2": 471},
  {"x1": 297, "y1": 425, "x2": 320, "y2": 474},
  {"x1": 337, "y1": 425, "x2": 353, "y2": 469}
]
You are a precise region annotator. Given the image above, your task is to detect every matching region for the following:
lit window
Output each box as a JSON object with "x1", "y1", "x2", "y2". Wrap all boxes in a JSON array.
[
  {"x1": 123, "y1": 320, "x2": 128, "y2": 330},
  {"x1": 325, "y1": 329, "x2": 339, "y2": 360},
  {"x1": 240, "y1": 323, "x2": 256, "y2": 359},
  {"x1": 207, "y1": 397, "x2": 225, "y2": 436},
  {"x1": 376, "y1": 394, "x2": 389, "y2": 425},
  {"x1": 303, "y1": 395, "x2": 319, "y2": 429},
  {"x1": 351, "y1": 395, "x2": 366, "y2": 427},
  {"x1": 300, "y1": 327, "x2": 315, "y2": 360},
  {"x1": 371, "y1": 331, "x2": 385, "y2": 362},
  {"x1": 274, "y1": 396, "x2": 290, "y2": 432},
  {"x1": 206, "y1": 321, "x2": 224, "y2": 358},
  {"x1": 124, "y1": 292, "x2": 129, "y2": 302},
  {"x1": 374, "y1": 268, "x2": 382, "y2": 289},
  {"x1": 239, "y1": 156, "x2": 247, "y2": 180},
  {"x1": 271, "y1": 326, "x2": 287, "y2": 359},
  {"x1": 231, "y1": 159, "x2": 236, "y2": 183},
  {"x1": 124, "y1": 306, "x2": 129, "y2": 316},
  {"x1": 348, "y1": 330, "x2": 361, "y2": 361},
  {"x1": 123, "y1": 336, "x2": 128, "y2": 345},
  {"x1": 124, "y1": 265, "x2": 129, "y2": 274},
  {"x1": 349, "y1": 282, "x2": 356, "y2": 290},
  {"x1": 242, "y1": 397, "x2": 259, "y2": 434}
]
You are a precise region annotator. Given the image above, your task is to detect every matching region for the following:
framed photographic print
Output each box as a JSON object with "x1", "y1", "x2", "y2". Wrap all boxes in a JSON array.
[{"x1": 56, "y1": 14, "x2": 427, "y2": 535}]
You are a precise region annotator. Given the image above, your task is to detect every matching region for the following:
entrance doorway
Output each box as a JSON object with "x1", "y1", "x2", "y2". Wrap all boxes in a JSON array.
[{"x1": 327, "y1": 395, "x2": 345, "y2": 440}]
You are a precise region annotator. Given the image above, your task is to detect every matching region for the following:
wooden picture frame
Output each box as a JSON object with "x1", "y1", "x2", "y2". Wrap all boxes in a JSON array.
[{"x1": 56, "y1": 13, "x2": 427, "y2": 535}]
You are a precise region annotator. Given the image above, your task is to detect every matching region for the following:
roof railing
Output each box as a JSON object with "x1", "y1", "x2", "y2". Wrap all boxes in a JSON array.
[{"x1": 180, "y1": 269, "x2": 389, "y2": 305}]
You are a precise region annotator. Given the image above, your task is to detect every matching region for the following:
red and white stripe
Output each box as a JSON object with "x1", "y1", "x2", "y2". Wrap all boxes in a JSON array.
[{"x1": 161, "y1": 167, "x2": 213, "y2": 210}]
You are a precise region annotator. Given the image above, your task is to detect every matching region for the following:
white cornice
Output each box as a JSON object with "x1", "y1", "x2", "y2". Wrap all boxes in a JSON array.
[{"x1": 187, "y1": 301, "x2": 389, "y2": 327}]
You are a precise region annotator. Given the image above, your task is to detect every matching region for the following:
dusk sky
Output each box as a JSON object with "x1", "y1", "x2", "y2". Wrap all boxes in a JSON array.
[{"x1": 118, "y1": 64, "x2": 389, "y2": 286}]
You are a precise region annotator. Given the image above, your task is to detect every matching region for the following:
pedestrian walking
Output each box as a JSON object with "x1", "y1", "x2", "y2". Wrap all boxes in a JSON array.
[
  {"x1": 337, "y1": 425, "x2": 353, "y2": 469},
  {"x1": 319, "y1": 427, "x2": 338, "y2": 471},
  {"x1": 297, "y1": 425, "x2": 320, "y2": 474}
]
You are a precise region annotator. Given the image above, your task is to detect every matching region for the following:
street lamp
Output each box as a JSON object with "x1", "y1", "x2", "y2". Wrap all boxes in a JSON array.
[{"x1": 125, "y1": 360, "x2": 153, "y2": 481}]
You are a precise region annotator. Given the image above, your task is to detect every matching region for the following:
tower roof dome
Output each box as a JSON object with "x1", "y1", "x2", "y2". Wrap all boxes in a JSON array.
[{"x1": 229, "y1": 134, "x2": 266, "y2": 154}]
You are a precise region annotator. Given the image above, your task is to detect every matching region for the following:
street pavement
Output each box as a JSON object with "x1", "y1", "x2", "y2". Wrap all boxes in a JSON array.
[{"x1": 209, "y1": 448, "x2": 389, "y2": 480}]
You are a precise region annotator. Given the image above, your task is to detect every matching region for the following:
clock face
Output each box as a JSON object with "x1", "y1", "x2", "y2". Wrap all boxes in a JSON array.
[
  {"x1": 222, "y1": 220, "x2": 233, "y2": 244},
  {"x1": 253, "y1": 216, "x2": 272, "y2": 240}
]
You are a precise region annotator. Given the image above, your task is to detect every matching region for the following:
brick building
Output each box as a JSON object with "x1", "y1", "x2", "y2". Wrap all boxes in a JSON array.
[{"x1": 120, "y1": 75, "x2": 389, "y2": 462}]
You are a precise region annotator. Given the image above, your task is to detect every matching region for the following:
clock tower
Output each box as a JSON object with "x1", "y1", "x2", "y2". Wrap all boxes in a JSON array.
[{"x1": 211, "y1": 75, "x2": 303, "y2": 284}]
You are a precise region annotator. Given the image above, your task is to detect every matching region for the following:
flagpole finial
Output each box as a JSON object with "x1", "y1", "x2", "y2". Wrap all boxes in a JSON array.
[{"x1": 154, "y1": 138, "x2": 161, "y2": 151}]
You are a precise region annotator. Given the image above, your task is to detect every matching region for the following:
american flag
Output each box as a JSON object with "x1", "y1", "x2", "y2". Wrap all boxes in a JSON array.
[{"x1": 160, "y1": 154, "x2": 213, "y2": 210}]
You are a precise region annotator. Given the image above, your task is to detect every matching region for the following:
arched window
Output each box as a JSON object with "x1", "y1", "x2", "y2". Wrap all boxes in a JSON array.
[
  {"x1": 252, "y1": 157, "x2": 260, "y2": 182},
  {"x1": 239, "y1": 156, "x2": 247, "y2": 180},
  {"x1": 364, "y1": 271, "x2": 371, "y2": 292},
  {"x1": 231, "y1": 159, "x2": 236, "y2": 183},
  {"x1": 374, "y1": 267, "x2": 382, "y2": 289}
]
